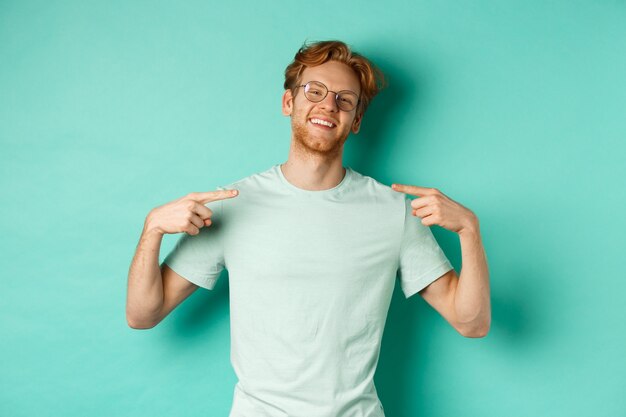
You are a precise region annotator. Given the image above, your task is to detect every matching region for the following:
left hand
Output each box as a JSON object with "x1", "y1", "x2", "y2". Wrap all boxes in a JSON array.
[{"x1": 391, "y1": 183, "x2": 478, "y2": 234}]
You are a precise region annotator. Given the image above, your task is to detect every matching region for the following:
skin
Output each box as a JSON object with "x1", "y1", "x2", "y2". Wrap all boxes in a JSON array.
[{"x1": 126, "y1": 59, "x2": 490, "y2": 338}]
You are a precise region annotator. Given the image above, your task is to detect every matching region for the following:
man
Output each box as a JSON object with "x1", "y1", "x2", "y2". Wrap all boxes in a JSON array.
[{"x1": 126, "y1": 40, "x2": 490, "y2": 417}]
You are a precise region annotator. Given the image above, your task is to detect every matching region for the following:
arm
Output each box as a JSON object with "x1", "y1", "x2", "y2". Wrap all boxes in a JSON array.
[
  {"x1": 419, "y1": 220, "x2": 491, "y2": 337},
  {"x1": 391, "y1": 184, "x2": 491, "y2": 338},
  {"x1": 125, "y1": 223, "x2": 198, "y2": 329},
  {"x1": 125, "y1": 189, "x2": 238, "y2": 329}
]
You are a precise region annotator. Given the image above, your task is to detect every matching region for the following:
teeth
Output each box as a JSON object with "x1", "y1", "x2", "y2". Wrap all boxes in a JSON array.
[{"x1": 310, "y1": 118, "x2": 335, "y2": 127}]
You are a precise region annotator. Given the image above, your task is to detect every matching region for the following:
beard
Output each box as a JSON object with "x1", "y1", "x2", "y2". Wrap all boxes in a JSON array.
[{"x1": 290, "y1": 115, "x2": 351, "y2": 160}]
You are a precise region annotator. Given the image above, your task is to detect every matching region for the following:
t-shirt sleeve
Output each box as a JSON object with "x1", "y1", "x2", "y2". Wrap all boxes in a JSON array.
[
  {"x1": 398, "y1": 195, "x2": 454, "y2": 299},
  {"x1": 162, "y1": 194, "x2": 227, "y2": 290}
]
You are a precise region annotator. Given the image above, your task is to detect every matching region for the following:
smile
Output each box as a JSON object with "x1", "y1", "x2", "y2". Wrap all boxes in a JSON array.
[{"x1": 309, "y1": 118, "x2": 336, "y2": 128}]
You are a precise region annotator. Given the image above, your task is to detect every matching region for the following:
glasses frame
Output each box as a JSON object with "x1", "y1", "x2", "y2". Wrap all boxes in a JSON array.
[{"x1": 295, "y1": 81, "x2": 361, "y2": 112}]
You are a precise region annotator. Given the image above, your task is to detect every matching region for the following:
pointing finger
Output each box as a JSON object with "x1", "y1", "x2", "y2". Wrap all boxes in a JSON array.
[
  {"x1": 187, "y1": 189, "x2": 239, "y2": 204},
  {"x1": 391, "y1": 183, "x2": 437, "y2": 197}
]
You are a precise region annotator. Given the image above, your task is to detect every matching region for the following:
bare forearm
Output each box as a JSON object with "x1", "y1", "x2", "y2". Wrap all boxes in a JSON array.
[
  {"x1": 454, "y1": 220, "x2": 491, "y2": 335},
  {"x1": 126, "y1": 221, "x2": 165, "y2": 328}
]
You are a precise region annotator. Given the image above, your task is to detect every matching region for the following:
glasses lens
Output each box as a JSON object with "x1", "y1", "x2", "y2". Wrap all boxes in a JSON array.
[
  {"x1": 304, "y1": 81, "x2": 327, "y2": 102},
  {"x1": 336, "y1": 92, "x2": 359, "y2": 111}
]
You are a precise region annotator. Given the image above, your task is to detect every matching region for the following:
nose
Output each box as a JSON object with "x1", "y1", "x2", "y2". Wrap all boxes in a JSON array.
[{"x1": 319, "y1": 92, "x2": 338, "y2": 112}]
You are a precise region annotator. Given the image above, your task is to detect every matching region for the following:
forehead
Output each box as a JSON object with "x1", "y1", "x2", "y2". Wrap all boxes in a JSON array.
[{"x1": 300, "y1": 61, "x2": 361, "y2": 94}]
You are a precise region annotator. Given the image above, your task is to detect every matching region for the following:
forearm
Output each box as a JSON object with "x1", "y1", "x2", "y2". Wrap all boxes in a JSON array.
[
  {"x1": 126, "y1": 221, "x2": 165, "y2": 328},
  {"x1": 454, "y1": 220, "x2": 491, "y2": 335}
]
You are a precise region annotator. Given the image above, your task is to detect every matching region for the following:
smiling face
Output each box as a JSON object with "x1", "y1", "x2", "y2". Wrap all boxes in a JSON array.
[{"x1": 282, "y1": 60, "x2": 362, "y2": 158}]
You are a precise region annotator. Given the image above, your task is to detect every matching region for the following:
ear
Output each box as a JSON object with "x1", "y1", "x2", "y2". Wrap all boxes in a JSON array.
[
  {"x1": 351, "y1": 112, "x2": 362, "y2": 134},
  {"x1": 282, "y1": 89, "x2": 294, "y2": 116}
]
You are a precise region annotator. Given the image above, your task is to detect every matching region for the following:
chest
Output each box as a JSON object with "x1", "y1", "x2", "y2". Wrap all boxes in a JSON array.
[{"x1": 223, "y1": 199, "x2": 402, "y2": 279}]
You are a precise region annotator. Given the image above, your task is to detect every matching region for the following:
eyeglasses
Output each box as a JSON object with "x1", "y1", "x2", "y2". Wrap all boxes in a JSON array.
[{"x1": 295, "y1": 81, "x2": 360, "y2": 112}]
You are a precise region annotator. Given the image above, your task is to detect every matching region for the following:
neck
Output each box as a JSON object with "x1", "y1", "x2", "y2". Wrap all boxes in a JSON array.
[{"x1": 281, "y1": 143, "x2": 346, "y2": 191}]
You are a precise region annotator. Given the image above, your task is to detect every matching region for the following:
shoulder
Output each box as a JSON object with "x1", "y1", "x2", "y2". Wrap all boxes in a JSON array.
[
  {"x1": 214, "y1": 165, "x2": 279, "y2": 213},
  {"x1": 218, "y1": 165, "x2": 276, "y2": 193},
  {"x1": 348, "y1": 168, "x2": 408, "y2": 206}
]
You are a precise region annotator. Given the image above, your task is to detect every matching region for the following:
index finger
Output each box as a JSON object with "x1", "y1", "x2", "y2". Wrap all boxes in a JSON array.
[
  {"x1": 391, "y1": 183, "x2": 435, "y2": 197},
  {"x1": 187, "y1": 189, "x2": 239, "y2": 204}
]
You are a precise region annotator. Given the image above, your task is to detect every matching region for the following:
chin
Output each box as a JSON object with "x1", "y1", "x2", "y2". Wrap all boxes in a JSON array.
[{"x1": 297, "y1": 133, "x2": 344, "y2": 155}]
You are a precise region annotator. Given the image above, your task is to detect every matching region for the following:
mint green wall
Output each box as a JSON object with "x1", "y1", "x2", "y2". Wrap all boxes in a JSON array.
[{"x1": 1, "y1": 1, "x2": 624, "y2": 416}]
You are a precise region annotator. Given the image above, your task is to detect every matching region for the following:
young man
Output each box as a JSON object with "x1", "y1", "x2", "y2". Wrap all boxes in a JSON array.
[{"x1": 126, "y1": 40, "x2": 490, "y2": 417}]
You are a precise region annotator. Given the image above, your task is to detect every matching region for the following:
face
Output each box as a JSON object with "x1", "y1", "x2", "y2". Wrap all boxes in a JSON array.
[{"x1": 282, "y1": 61, "x2": 362, "y2": 158}]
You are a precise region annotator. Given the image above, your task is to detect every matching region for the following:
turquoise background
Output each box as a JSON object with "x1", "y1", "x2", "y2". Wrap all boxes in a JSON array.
[{"x1": 1, "y1": 1, "x2": 625, "y2": 416}]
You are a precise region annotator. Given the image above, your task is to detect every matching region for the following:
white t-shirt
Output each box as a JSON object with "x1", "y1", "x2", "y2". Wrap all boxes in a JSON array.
[{"x1": 163, "y1": 164, "x2": 453, "y2": 417}]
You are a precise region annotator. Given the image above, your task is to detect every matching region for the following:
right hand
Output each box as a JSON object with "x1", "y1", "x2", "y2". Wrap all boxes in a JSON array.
[{"x1": 144, "y1": 189, "x2": 239, "y2": 236}]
